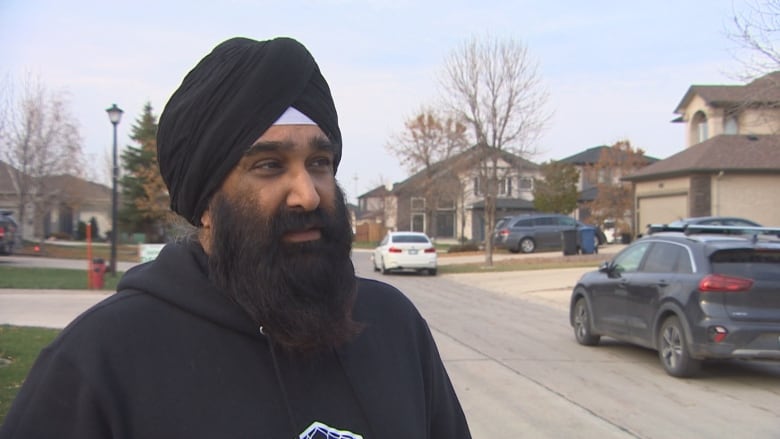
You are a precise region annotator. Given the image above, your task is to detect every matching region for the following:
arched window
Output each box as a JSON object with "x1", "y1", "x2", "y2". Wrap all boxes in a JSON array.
[
  {"x1": 691, "y1": 111, "x2": 708, "y2": 144},
  {"x1": 724, "y1": 115, "x2": 738, "y2": 134}
]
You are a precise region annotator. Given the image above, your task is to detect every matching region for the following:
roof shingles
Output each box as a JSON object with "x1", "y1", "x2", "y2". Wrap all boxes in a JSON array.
[{"x1": 623, "y1": 135, "x2": 780, "y2": 181}]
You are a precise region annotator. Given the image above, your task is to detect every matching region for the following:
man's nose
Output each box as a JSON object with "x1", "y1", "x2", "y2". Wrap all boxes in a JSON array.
[{"x1": 286, "y1": 170, "x2": 320, "y2": 211}]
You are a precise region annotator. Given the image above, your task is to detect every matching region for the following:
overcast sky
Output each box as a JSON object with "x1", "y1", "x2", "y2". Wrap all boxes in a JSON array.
[{"x1": 1, "y1": 0, "x2": 754, "y2": 203}]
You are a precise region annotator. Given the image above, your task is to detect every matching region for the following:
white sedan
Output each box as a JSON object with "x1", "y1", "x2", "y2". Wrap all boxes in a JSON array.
[{"x1": 372, "y1": 231, "x2": 438, "y2": 276}]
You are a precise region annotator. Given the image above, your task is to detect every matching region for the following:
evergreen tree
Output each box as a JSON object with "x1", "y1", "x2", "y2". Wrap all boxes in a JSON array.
[
  {"x1": 532, "y1": 160, "x2": 579, "y2": 214},
  {"x1": 119, "y1": 102, "x2": 170, "y2": 243}
]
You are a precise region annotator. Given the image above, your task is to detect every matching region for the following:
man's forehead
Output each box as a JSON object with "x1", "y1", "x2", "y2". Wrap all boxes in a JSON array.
[{"x1": 249, "y1": 125, "x2": 332, "y2": 152}]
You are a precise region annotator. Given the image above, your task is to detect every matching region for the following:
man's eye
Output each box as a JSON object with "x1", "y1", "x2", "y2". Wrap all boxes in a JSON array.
[
  {"x1": 310, "y1": 157, "x2": 333, "y2": 168},
  {"x1": 252, "y1": 160, "x2": 281, "y2": 170}
]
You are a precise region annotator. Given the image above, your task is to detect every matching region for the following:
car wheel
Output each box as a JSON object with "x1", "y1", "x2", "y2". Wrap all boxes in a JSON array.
[
  {"x1": 572, "y1": 297, "x2": 600, "y2": 346},
  {"x1": 380, "y1": 259, "x2": 388, "y2": 275},
  {"x1": 518, "y1": 237, "x2": 535, "y2": 253},
  {"x1": 429, "y1": 268, "x2": 437, "y2": 276},
  {"x1": 373, "y1": 257, "x2": 380, "y2": 272},
  {"x1": 658, "y1": 315, "x2": 701, "y2": 377}
]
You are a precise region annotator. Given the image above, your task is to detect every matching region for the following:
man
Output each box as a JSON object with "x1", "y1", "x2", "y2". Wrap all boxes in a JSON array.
[{"x1": 0, "y1": 37, "x2": 471, "y2": 438}]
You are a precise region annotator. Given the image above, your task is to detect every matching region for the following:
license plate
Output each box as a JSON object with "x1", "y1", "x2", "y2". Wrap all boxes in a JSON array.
[{"x1": 408, "y1": 249, "x2": 418, "y2": 255}]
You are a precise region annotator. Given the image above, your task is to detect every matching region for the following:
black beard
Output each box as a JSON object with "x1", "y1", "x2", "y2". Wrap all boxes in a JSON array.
[{"x1": 206, "y1": 186, "x2": 362, "y2": 353}]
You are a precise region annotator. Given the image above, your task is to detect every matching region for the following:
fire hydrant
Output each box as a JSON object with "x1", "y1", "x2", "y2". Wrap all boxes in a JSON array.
[{"x1": 91, "y1": 258, "x2": 107, "y2": 289}]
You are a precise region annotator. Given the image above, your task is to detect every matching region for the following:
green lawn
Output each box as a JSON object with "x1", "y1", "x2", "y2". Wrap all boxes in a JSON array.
[
  {"x1": 0, "y1": 265, "x2": 121, "y2": 422},
  {"x1": 0, "y1": 266, "x2": 122, "y2": 290},
  {"x1": 0, "y1": 325, "x2": 60, "y2": 424}
]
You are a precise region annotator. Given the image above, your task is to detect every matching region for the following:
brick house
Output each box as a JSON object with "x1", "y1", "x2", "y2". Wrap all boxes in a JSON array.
[{"x1": 623, "y1": 71, "x2": 780, "y2": 233}]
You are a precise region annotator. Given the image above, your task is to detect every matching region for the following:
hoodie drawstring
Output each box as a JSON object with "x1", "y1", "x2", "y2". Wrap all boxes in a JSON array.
[{"x1": 263, "y1": 327, "x2": 299, "y2": 438}]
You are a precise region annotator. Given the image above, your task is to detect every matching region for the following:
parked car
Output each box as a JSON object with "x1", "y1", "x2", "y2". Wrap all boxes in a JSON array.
[
  {"x1": 569, "y1": 225, "x2": 780, "y2": 377},
  {"x1": 646, "y1": 216, "x2": 763, "y2": 235},
  {"x1": 372, "y1": 231, "x2": 438, "y2": 275},
  {"x1": 493, "y1": 213, "x2": 606, "y2": 254},
  {"x1": 0, "y1": 211, "x2": 18, "y2": 255}
]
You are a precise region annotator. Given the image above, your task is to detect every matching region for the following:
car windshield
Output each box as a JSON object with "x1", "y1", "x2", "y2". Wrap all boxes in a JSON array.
[{"x1": 393, "y1": 235, "x2": 429, "y2": 244}]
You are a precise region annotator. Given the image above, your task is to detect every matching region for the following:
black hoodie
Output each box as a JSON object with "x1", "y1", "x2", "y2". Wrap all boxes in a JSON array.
[{"x1": 0, "y1": 241, "x2": 471, "y2": 438}]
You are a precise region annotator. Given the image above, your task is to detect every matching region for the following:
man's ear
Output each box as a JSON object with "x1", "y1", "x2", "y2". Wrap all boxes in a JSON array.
[
  {"x1": 200, "y1": 208, "x2": 212, "y2": 229},
  {"x1": 198, "y1": 207, "x2": 213, "y2": 255}
]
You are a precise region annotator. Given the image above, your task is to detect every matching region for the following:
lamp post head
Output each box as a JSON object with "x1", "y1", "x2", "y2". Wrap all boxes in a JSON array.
[{"x1": 106, "y1": 104, "x2": 124, "y2": 125}]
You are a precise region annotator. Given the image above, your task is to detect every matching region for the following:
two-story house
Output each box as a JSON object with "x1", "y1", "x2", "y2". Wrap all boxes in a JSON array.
[
  {"x1": 357, "y1": 147, "x2": 539, "y2": 243},
  {"x1": 558, "y1": 145, "x2": 658, "y2": 225},
  {"x1": 623, "y1": 71, "x2": 780, "y2": 233}
]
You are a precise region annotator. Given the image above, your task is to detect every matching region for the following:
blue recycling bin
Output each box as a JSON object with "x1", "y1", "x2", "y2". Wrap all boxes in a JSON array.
[{"x1": 579, "y1": 227, "x2": 596, "y2": 254}]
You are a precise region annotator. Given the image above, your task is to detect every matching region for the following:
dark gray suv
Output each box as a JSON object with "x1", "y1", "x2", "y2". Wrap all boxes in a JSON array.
[
  {"x1": 570, "y1": 224, "x2": 780, "y2": 377},
  {"x1": 493, "y1": 213, "x2": 604, "y2": 254}
]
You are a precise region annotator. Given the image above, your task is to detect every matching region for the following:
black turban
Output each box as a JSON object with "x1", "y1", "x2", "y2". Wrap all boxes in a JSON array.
[{"x1": 157, "y1": 37, "x2": 341, "y2": 226}]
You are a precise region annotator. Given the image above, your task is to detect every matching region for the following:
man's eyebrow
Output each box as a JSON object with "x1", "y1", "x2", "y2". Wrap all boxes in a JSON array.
[{"x1": 244, "y1": 136, "x2": 336, "y2": 156}]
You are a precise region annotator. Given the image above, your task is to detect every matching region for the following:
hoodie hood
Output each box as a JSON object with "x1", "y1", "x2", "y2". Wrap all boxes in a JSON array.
[{"x1": 117, "y1": 239, "x2": 259, "y2": 337}]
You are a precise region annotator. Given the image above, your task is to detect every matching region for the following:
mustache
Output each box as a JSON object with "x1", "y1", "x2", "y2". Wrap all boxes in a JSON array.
[{"x1": 269, "y1": 207, "x2": 335, "y2": 239}]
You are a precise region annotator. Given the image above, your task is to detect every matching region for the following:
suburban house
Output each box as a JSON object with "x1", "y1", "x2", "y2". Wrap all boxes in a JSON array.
[
  {"x1": 0, "y1": 161, "x2": 112, "y2": 242},
  {"x1": 558, "y1": 145, "x2": 658, "y2": 225},
  {"x1": 356, "y1": 146, "x2": 540, "y2": 243},
  {"x1": 623, "y1": 71, "x2": 780, "y2": 233}
]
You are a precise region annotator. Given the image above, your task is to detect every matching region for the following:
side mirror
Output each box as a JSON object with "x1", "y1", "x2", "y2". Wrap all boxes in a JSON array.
[{"x1": 598, "y1": 261, "x2": 611, "y2": 273}]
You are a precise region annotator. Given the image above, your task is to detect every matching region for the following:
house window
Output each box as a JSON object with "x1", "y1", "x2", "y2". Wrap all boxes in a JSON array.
[
  {"x1": 519, "y1": 177, "x2": 533, "y2": 191},
  {"x1": 411, "y1": 197, "x2": 425, "y2": 210},
  {"x1": 498, "y1": 177, "x2": 512, "y2": 196},
  {"x1": 435, "y1": 212, "x2": 455, "y2": 238},
  {"x1": 411, "y1": 213, "x2": 425, "y2": 233},
  {"x1": 724, "y1": 116, "x2": 738, "y2": 134},
  {"x1": 437, "y1": 198, "x2": 455, "y2": 210},
  {"x1": 473, "y1": 177, "x2": 481, "y2": 196},
  {"x1": 697, "y1": 120, "x2": 708, "y2": 142}
]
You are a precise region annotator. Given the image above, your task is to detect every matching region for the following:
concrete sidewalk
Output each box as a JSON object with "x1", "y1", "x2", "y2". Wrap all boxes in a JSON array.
[
  {"x1": 444, "y1": 268, "x2": 588, "y2": 311},
  {"x1": 0, "y1": 289, "x2": 111, "y2": 329}
]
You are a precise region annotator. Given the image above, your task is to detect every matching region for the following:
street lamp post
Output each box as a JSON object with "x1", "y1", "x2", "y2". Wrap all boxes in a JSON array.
[{"x1": 106, "y1": 104, "x2": 123, "y2": 276}]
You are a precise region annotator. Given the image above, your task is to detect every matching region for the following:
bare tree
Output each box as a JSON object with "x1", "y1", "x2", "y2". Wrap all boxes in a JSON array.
[
  {"x1": 730, "y1": 0, "x2": 780, "y2": 80},
  {"x1": 0, "y1": 76, "x2": 84, "y2": 240},
  {"x1": 440, "y1": 35, "x2": 551, "y2": 264},
  {"x1": 386, "y1": 107, "x2": 470, "y2": 236}
]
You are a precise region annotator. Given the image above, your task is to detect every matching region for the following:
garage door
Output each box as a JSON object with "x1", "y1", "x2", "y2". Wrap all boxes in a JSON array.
[{"x1": 637, "y1": 194, "x2": 687, "y2": 230}]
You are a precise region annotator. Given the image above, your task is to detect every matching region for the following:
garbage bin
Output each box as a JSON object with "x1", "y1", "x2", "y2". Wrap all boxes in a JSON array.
[
  {"x1": 91, "y1": 258, "x2": 106, "y2": 289},
  {"x1": 561, "y1": 229, "x2": 578, "y2": 255},
  {"x1": 579, "y1": 227, "x2": 596, "y2": 254}
]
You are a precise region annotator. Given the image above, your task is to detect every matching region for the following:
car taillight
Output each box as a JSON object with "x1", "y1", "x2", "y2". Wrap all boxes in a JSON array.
[
  {"x1": 388, "y1": 247, "x2": 402, "y2": 253},
  {"x1": 707, "y1": 326, "x2": 729, "y2": 343},
  {"x1": 424, "y1": 247, "x2": 436, "y2": 253},
  {"x1": 0, "y1": 226, "x2": 4, "y2": 238},
  {"x1": 699, "y1": 274, "x2": 753, "y2": 292},
  {"x1": 499, "y1": 229, "x2": 509, "y2": 237}
]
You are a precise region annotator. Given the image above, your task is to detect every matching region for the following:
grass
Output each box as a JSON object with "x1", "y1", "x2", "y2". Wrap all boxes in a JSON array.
[
  {"x1": 0, "y1": 325, "x2": 60, "y2": 424},
  {"x1": 0, "y1": 266, "x2": 122, "y2": 290},
  {"x1": 15, "y1": 241, "x2": 140, "y2": 262},
  {"x1": 436, "y1": 252, "x2": 610, "y2": 274}
]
